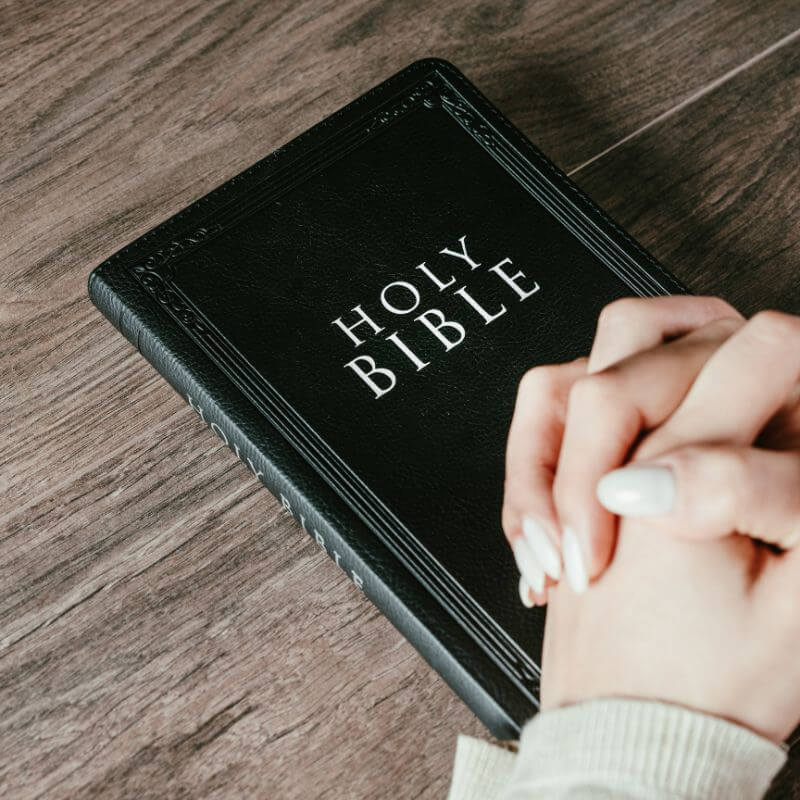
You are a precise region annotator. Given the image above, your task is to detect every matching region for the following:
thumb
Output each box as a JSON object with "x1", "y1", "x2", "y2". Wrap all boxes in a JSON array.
[{"x1": 595, "y1": 444, "x2": 800, "y2": 549}]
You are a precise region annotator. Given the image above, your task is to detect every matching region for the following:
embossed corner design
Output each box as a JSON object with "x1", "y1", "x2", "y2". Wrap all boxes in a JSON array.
[
  {"x1": 129, "y1": 74, "x2": 462, "y2": 336},
  {"x1": 364, "y1": 76, "x2": 442, "y2": 134},
  {"x1": 438, "y1": 92, "x2": 499, "y2": 149},
  {"x1": 363, "y1": 74, "x2": 499, "y2": 151},
  {"x1": 130, "y1": 224, "x2": 223, "y2": 335}
]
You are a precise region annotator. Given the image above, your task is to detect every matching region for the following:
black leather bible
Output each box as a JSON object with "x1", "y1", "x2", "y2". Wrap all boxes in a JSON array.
[{"x1": 89, "y1": 59, "x2": 686, "y2": 738}]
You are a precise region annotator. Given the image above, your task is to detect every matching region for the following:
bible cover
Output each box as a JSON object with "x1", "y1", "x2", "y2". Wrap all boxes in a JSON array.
[{"x1": 89, "y1": 58, "x2": 686, "y2": 737}]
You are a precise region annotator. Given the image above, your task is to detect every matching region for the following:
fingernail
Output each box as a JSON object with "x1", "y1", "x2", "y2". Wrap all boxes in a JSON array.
[
  {"x1": 522, "y1": 516, "x2": 561, "y2": 580},
  {"x1": 562, "y1": 526, "x2": 588, "y2": 593},
  {"x1": 518, "y1": 576, "x2": 535, "y2": 608},
  {"x1": 596, "y1": 465, "x2": 676, "y2": 516},
  {"x1": 512, "y1": 538, "x2": 545, "y2": 594}
]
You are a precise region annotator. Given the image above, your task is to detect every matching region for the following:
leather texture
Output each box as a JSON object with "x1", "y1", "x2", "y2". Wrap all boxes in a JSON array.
[
  {"x1": 89, "y1": 262, "x2": 525, "y2": 738},
  {"x1": 89, "y1": 58, "x2": 686, "y2": 735}
]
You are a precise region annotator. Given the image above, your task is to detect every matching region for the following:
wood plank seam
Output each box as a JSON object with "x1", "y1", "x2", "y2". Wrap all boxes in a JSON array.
[{"x1": 568, "y1": 25, "x2": 800, "y2": 177}]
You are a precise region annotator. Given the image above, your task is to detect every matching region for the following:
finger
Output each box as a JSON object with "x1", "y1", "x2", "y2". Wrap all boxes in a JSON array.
[
  {"x1": 553, "y1": 316, "x2": 744, "y2": 591},
  {"x1": 595, "y1": 444, "x2": 800, "y2": 549},
  {"x1": 518, "y1": 576, "x2": 549, "y2": 608},
  {"x1": 505, "y1": 296, "x2": 742, "y2": 593},
  {"x1": 635, "y1": 311, "x2": 800, "y2": 461},
  {"x1": 503, "y1": 358, "x2": 587, "y2": 587},
  {"x1": 588, "y1": 295, "x2": 742, "y2": 374}
]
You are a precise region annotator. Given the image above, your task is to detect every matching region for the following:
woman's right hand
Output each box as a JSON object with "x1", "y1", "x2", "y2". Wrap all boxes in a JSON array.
[
  {"x1": 540, "y1": 501, "x2": 800, "y2": 744},
  {"x1": 502, "y1": 295, "x2": 744, "y2": 600}
]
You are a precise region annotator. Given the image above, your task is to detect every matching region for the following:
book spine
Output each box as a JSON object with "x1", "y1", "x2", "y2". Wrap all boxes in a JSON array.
[
  {"x1": 88, "y1": 263, "x2": 525, "y2": 738},
  {"x1": 183, "y1": 394, "x2": 369, "y2": 593}
]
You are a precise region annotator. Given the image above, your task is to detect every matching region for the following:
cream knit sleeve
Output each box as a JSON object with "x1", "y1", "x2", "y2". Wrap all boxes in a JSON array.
[{"x1": 447, "y1": 699, "x2": 787, "y2": 800}]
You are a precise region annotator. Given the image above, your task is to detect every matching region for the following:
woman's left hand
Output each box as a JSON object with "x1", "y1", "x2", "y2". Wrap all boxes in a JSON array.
[
  {"x1": 503, "y1": 297, "x2": 800, "y2": 603},
  {"x1": 502, "y1": 295, "x2": 743, "y2": 601}
]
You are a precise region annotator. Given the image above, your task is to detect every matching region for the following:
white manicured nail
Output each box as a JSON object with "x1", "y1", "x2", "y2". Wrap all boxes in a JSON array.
[
  {"x1": 518, "y1": 576, "x2": 535, "y2": 608},
  {"x1": 512, "y1": 538, "x2": 545, "y2": 594},
  {"x1": 596, "y1": 465, "x2": 676, "y2": 516},
  {"x1": 562, "y1": 526, "x2": 588, "y2": 594},
  {"x1": 522, "y1": 516, "x2": 561, "y2": 580}
]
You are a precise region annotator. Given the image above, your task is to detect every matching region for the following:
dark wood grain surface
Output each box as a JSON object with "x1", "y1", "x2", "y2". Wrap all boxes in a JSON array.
[
  {"x1": 2, "y1": 1, "x2": 800, "y2": 797},
  {"x1": 573, "y1": 32, "x2": 800, "y2": 317}
]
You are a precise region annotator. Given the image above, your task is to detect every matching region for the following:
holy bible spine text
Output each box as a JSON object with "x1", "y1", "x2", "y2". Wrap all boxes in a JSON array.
[{"x1": 89, "y1": 261, "x2": 530, "y2": 738}]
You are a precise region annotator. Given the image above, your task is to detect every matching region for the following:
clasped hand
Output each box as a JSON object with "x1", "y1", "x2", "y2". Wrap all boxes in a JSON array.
[{"x1": 502, "y1": 296, "x2": 800, "y2": 742}]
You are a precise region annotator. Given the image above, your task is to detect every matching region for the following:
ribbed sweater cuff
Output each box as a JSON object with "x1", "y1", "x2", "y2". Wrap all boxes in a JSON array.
[
  {"x1": 504, "y1": 699, "x2": 787, "y2": 799},
  {"x1": 447, "y1": 734, "x2": 517, "y2": 800}
]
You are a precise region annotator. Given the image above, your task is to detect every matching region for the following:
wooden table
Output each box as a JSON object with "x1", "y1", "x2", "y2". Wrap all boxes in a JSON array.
[{"x1": 3, "y1": 1, "x2": 799, "y2": 796}]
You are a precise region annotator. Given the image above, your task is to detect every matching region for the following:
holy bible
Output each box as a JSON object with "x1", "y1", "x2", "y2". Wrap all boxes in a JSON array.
[{"x1": 88, "y1": 59, "x2": 686, "y2": 737}]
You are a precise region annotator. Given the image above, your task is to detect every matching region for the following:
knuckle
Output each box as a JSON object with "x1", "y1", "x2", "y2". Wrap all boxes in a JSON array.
[
  {"x1": 596, "y1": 297, "x2": 642, "y2": 331},
  {"x1": 718, "y1": 449, "x2": 751, "y2": 512},
  {"x1": 748, "y1": 310, "x2": 800, "y2": 345},
  {"x1": 500, "y1": 503, "x2": 519, "y2": 539},
  {"x1": 518, "y1": 364, "x2": 564, "y2": 401},
  {"x1": 502, "y1": 471, "x2": 530, "y2": 503},
  {"x1": 701, "y1": 315, "x2": 744, "y2": 338},
  {"x1": 659, "y1": 444, "x2": 696, "y2": 473},
  {"x1": 664, "y1": 445, "x2": 748, "y2": 517},
  {"x1": 721, "y1": 446, "x2": 751, "y2": 483},
  {"x1": 699, "y1": 445, "x2": 749, "y2": 520},
  {"x1": 696, "y1": 295, "x2": 742, "y2": 321},
  {"x1": 570, "y1": 355, "x2": 589, "y2": 371},
  {"x1": 687, "y1": 443, "x2": 747, "y2": 487},
  {"x1": 503, "y1": 467, "x2": 553, "y2": 518},
  {"x1": 569, "y1": 372, "x2": 621, "y2": 409}
]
